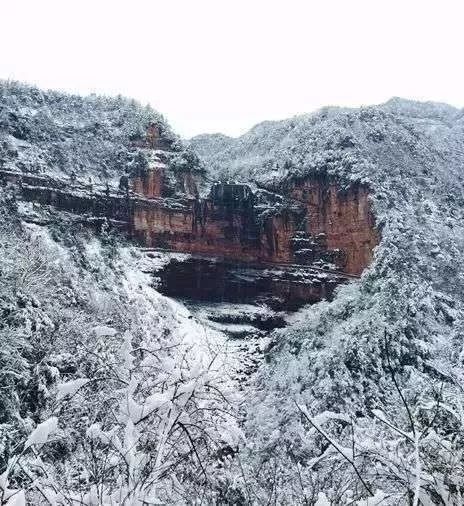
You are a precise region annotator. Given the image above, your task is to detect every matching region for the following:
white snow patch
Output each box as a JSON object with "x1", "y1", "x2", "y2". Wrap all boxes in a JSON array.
[
  {"x1": 25, "y1": 417, "x2": 58, "y2": 449},
  {"x1": 93, "y1": 325, "x2": 118, "y2": 337},
  {"x1": 56, "y1": 378, "x2": 90, "y2": 401},
  {"x1": 5, "y1": 490, "x2": 26, "y2": 506}
]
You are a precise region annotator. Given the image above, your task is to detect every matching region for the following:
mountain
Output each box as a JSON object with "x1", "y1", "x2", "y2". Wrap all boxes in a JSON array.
[
  {"x1": 0, "y1": 80, "x2": 204, "y2": 182},
  {"x1": 191, "y1": 98, "x2": 464, "y2": 503},
  {"x1": 2, "y1": 84, "x2": 464, "y2": 504},
  {"x1": 189, "y1": 98, "x2": 464, "y2": 188}
]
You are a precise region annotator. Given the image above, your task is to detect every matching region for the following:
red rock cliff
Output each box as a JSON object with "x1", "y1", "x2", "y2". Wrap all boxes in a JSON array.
[
  {"x1": 128, "y1": 125, "x2": 378, "y2": 275},
  {"x1": 132, "y1": 166, "x2": 199, "y2": 199},
  {"x1": 284, "y1": 176, "x2": 378, "y2": 275},
  {"x1": 132, "y1": 193, "x2": 299, "y2": 264},
  {"x1": 0, "y1": 166, "x2": 378, "y2": 277},
  {"x1": 132, "y1": 168, "x2": 164, "y2": 198},
  {"x1": 130, "y1": 175, "x2": 378, "y2": 275}
]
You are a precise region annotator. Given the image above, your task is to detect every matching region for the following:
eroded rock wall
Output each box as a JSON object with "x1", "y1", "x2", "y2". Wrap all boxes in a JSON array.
[
  {"x1": 132, "y1": 168, "x2": 164, "y2": 198},
  {"x1": 132, "y1": 196, "x2": 300, "y2": 263},
  {"x1": 284, "y1": 175, "x2": 378, "y2": 275},
  {"x1": 156, "y1": 256, "x2": 343, "y2": 311},
  {"x1": 1, "y1": 167, "x2": 378, "y2": 277},
  {"x1": 260, "y1": 211, "x2": 299, "y2": 263},
  {"x1": 132, "y1": 167, "x2": 200, "y2": 199},
  {"x1": 131, "y1": 175, "x2": 378, "y2": 274}
]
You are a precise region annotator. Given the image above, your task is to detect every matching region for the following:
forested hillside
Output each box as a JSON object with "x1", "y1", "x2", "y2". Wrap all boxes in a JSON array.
[
  {"x1": 0, "y1": 81, "x2": 203, "y2": 182},
  {"x1": 0, "y1": 191, "x2": 242, "y2": 504},
  {"x1": 190, "y1": 98, "x2": 464, "y2": 188},
  {"x1": 2, "y1": 84, "x2": 464, "y2": 504},
  {"x1": 192, "y1": 99, "x2": 464, "y2": 504}
]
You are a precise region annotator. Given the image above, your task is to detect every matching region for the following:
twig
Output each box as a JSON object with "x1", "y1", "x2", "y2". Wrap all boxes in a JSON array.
[
  {"x1": 295, "y1": 401, "x2": 374, "y2": 498},
  {"x1": 384, "y1": 330, "x2": 416, "y2": 437},
  {"x1": 178, "y1": 422, "x2": 209, "y2": 483}
]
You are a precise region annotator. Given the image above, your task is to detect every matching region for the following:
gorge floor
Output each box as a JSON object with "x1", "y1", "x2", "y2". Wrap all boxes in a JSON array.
[{"x1": 142, "y1": 250, "x2": 328, "y2": 384}]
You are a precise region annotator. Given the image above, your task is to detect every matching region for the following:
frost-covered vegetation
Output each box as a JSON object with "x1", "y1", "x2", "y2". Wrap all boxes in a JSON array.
[
  {"x1": 191, "y1": 99, "x2": 464, "y2": 503},
  {"x1": 0, "y1": 194, "x2": 242, "y2": 504},
  {"x1": 3, "y1": 86, "x2": 464, "y2": 504},
  {"x1": 0, "y1": 81, "x2": 202, "y2": 182},
  {"x1": 190, "y1": 98, "x2": 464, "y2": 188}
]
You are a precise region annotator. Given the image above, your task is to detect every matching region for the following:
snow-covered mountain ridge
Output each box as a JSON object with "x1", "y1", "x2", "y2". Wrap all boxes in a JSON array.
[
  {"x1": 2, "y1": 82, "x2": 464, "y2": 503},
  {"x1": 0, "y1": 80, "x2": 201, "y2": 182},
  {"x1": 189, "y1": 97, "x2": 464, "y2": 188},
  {"x1": 191, "y1": 97, "x2": 464, "y2": 503}
]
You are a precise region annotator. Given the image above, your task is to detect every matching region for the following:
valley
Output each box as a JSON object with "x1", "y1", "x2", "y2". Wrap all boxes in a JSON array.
[{"x1": 3, "y1": 81, "x2": 464, "y2": 504}]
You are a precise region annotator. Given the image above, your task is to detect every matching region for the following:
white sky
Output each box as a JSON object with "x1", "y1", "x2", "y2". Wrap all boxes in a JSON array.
[{"x1": 1, "y1": 0, "x2": 463, "y2": 137}]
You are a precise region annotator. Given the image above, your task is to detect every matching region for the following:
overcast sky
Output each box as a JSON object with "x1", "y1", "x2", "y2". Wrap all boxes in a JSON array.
[{"x1": 1, "y1": 0, "x2": 463, "y2": 137}]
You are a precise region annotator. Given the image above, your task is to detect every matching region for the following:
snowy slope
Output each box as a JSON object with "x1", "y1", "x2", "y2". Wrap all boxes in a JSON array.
[
  {"x1": 3, "y1": 84, "x2": 464, "y2": 503},
  {"x1": 190, "y1": 98, "x2": 464, "y2": 187},
  {"x1": 0, "y1": 80, "x2": 178, "y2": 180},
  {"x1": 0, "y1": 193, "x2": 243, "y2": 504},
  {"x1": 192, "y1": 98, "x2": 464, "y2": 504}
]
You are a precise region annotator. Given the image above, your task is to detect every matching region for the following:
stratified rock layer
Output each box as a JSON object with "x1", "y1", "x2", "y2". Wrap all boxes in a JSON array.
[
  {"x1": 283, "y1": 175, "x2": 378, "y2": 275},
  {"x1": 131, "y1": 167, "x2": 378, "y2": 275},
  {"x1": 1, "y1": 163, "x2": 378, "y2": 277}
]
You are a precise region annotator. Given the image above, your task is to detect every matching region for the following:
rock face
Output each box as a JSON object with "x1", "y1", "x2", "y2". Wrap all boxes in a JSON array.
[
  {"x1": 0, "y1": 109, "x2": 379, "y2": 301},
  {"x1": 14, "y1": 114, "x2": 377, "y2": 277},
  {"x1": 0, "y1": 170, "x2": 132, "y2": 231},
  {"x1": 0, "y1": 159, "x2": 377, "y2": 311},
  {"x1": 131, "y1": 174, "x2": 378, "y2": 275},
  {"x1": 283, "y1": 175, "x2": 378, "y2": 275},
  {"x1": 131, "y1": 164, "x2": 199, "y2": 200},
  {"x1": 132, "y1": 167, "x2": 164, "y2": 198},
  {"x1": 131, "y1": 182, "x2": 307, "y2": 265},
  {"x1": 155, "y1": 255, "x2": 344, "y2": 311},
  {"x1": 2, "y1": 162, "x2": 378, "y2": 278}
]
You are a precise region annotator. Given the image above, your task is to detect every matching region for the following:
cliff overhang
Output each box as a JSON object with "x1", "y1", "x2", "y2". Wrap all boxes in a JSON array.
[{"x1": 0, "y1": 159, "x2": 378, "y2": 308}]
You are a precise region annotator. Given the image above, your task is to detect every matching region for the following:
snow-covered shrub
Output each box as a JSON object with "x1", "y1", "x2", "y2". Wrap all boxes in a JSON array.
[
  {"x1": 190, "y1": 98, "x2": 464, "y2": 503},
  {"x1": 0, "y1": 80, "x2": 178, "y2": 181},
  {"x1": 0, "y1": 195, "x2": 241, "y2": 504}
]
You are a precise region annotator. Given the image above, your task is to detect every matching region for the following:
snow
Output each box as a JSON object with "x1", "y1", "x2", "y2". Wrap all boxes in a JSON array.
[
  {"x1": 24, "y1": 417, "x2": 58, "y2": 449},
  {"x1": 0, "y1": 80, "x2": 179, "y2": 180},
  {"x1": 5, "y1": 491, "x2": 26, "y2": 506},
  {"x1": 92, "y1": 325, "x2": 118, "y2": 337},
  {"x1": 314, "y1": 492, "x2": 330, "y2": 506},
  {"x1": 136, "y1": 249, "x2": 191, "y2": 275},
  {"x1": 56, "y1": 378, "x2": 90, "y2": 400},
  {"x1": 193, "y1": 97, "x2": 464, "y2": 503},
  {"x1": 126, "y1": 392, "x2": 171, "y2": 424},
  {"x1": 356, "y1": 490, "x2": 388, "y2": 505},
  {"x1": 4, "y1": 86, "x2": 464, "y2": 503}
]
